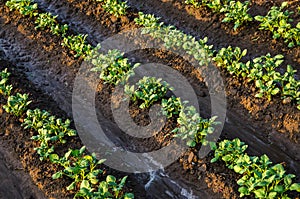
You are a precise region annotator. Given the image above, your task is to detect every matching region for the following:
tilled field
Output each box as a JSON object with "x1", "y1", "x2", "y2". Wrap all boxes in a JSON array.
[{"x1": 0, "y1": 0, "x2": 299, "y2": 198}]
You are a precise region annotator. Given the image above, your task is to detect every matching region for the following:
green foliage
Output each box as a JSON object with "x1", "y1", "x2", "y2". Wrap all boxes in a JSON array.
[
  {"x1": 3, "y1": 93, "x2": 31, "y2": 117},
  {"x1": 173, "y1": 105, "x2": 218, "y2": 147},
  {"x1": 134, "y1": 12, "x2": 161, "y2": 28},
  {"x1": 211, "y1": 138, "x2": 300, "y2": 198},
  {"x1": 6, "y1": 0, "x2": 38, "y2": 17},
  {"x1": 0, "y1": 68, "x2": 13, "y2": 96},
  {"x1": 23, "y1": 108, "x2": 77, "y2": 160},
  {"x1": 280, "y1": 65, "x2": 300, "y2": 108},
  {"x1": 161, "y1": 96, "x2": 183, "y2": 118},
  {"x1": 214, "y1": 46, "x2": 300, "y2": 108},
  {"x1": 96, "y1": 0, "x2": 128, "y2": 17},
  {"x1": 213, "y1": 46, "x2": 248, "y2": 77},
  {"x1": 75, "y1": 175, "x2": 134, "y2": 199},
  {"x1": 184, "y1": 0, "x2": 202, "y2": 8},
  {"x1": 51, "y1": 146, "x2": 105, "y2": 191},
  {"x1": 255, "y1": 2, "x2": 300, "y2": 47},
  {"x1": 89, "y1": 45, "x2": 139, "y2": 85},
  {"x1": 135, "y1": 12, "x2": 214, "y2": 64},
  {"x1": 211, "y1": 138, "x2": 248, "y2": 168},
  {"x1": 125, "y1": 77, "x2": 171, "y2": 109},
  {"x1": 185, "y1": 0, "x2": 252, "y2": 30},
  {"x1": 51, "y1": 147, "x2": 133, "y2": 198},
  {"x1": 62, "y1": 34, "x2": 92, "y2": 58},
  {"x1": 35, "y1": 13, "x2": 69, "y2": 37},
  {"x1": 204, "y1": 0, "x2": 230, "y2": 12},
  {"x1": 220, "y1": 1, "x2": 253, "y2": 30}
]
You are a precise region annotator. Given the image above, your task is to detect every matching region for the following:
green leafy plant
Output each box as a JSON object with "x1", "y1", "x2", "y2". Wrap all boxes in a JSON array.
[
  {"x1": 204, "y1": 0, "x2": 229, "y2": 12},
  {"x1": 135, "y1": 12, "x2": 214, "y2": 63},
  {"x1": 220, "y1": 1, "x2": 253, "y2": 30},
  {"x1": 184, "y1": 0, "x2": 202, "y2": 8},
  {"x1": 161, "y1": 96, "x2": 183, "y2": 118},
  {"x1": 23, "y1": 108, "x2": 51, "y2": 130},
  {"x1": 255, "y1": 2, "x2": 300, "y2": 47},
  {"x1": 211, "y1": 138, "x2": 248, "y2": 168},
  {"x1": 35, "y1": 13, "x2": 57, "y2": 30},
  {"x1": 173, "y1": 105, "x2": 218, "y2": 147},
  {"x1": 280, "y1": 65, "x2": 300, "y2": 107},
  {"x1": 51, "y1": 146, "x2": 105, "y2": 191},
  {"x1": 23, "y1": 108, "x2": 77, "y2": 160},
  {"x1": 3, "y1": 93, "x2": 31, "y2": 117},
  {"x1": 213, "y1": 46, "x2": 248, "y2": 77},
  {"x1": 62, "y1": 34, "x2": 92, "y2": 58},
  {"x1": 96, "y1": 0, "x2": 128, "y2": 17},
  {"x1": 211, "y1": 138, "x2": 300, "y2": 198},
  {"x1": 0, "y1": 68, "x2": 13, "y2": 96},
  {"x1": 35, "y1": 13, "x2": 69, "y2": 37},
  {"x1": 6, "y1": 0, "x2": 38, "y2": 17},
  {"x1": 89, "y1": 46, "x2": 139, "y2": 85},
  {"x1": 76, "y1": 175, "x2": 134, "y2": 199},
  {"x1": 125, "y1": 77, "x2": 171, "y2": 109}
]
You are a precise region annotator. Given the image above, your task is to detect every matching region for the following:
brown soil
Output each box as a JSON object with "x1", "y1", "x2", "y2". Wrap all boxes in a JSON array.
[{"x1": 0, "y1": 0, "x2": 299, "y2": 198}]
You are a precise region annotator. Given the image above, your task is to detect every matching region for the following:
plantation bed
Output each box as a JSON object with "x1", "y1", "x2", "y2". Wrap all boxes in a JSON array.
[{"x1": 0, "y1": 0, "x2": 299, "y2": 198}]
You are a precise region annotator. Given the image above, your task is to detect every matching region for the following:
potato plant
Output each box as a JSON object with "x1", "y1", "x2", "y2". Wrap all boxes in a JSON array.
[
  {"x1": 62, "y1": 34, "x2": 92, "y2": 58},
  {"x1": 89, "y1": 45, "x2": 139, "y2": 85},
  {"x1": 35, "y1": 13, "x2": 69, "y2": 37},
  {"x1": 173, "y1": 105, "x2": 218, "y2": 147},
  {"x1": 220, "y1": 1, "x2": 252, "y2": 30},
  {"x1": 51, "y1": 146, "x2": 105, "y2": 191},
  {"x1": 161, "y1": 96, "x2": 183, "y2": 118},
  {"x1": 51, "y1": 147, "x2": 134, "y2": 198},
  {"x1": 135, "y1": 12, "x2": 214, "y2": 64},
  {"x1": 0, "y1": 68, "x2": 13, "y2": 96},
  {"x1": 255, "y1": 2, "x2": 300, "y2": 48},
  {"x1": 96, "y1": 0, "x2": 128, "y2": 17},
  {"x1": 6, "y1": 0, "x2": 38, "y2": 18},
  {"x1": 23, "y1": 108, "x2": 77, "y2": 160},
  {"x1": 213, "y1": 46, "x2": 248, "y2": 77},
  {"x1": 212, "y1": 139, "x2": 300, "y2": 198},
  {"x1": 125, "y1": 76, "x2": 171, "y2": 109},
  {"x1": 3, "y1": 93, "x2": 31, "y2": 117},
  {"x1": 185, "y1": 0, "x2": 252, "y2": 30}
]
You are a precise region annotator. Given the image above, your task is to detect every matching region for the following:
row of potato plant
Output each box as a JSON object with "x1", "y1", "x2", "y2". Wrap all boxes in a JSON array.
[
  {"x1": 6, "y1": 0, "x2": 299, "y2": 148},
  {"x1": 4, "y1": 1, "x2": 300, "y2": 198},
  {"x1": 123, "y1": 76, "x2": 219, "y2": 147},
  {"x1": 185, "y1": 1, "x2": 300, "y2": 47},
  {"x1": 211, "y1": 138, "x2": 300, "y2": 198},
  {"x1": 5, "y1": 0, "x2": 219, "y2": 170},
  {"x1": 91, "y1": 0, "x2": 300, "y2": 109},
  {"x1": 0, "y1": 68, "x2": 134, "y2": 199},
  {"x1": 6, "y1": 0, "x2": 92, "y2": 58},
  {"x1": 8, "y1": 0, "x2": 298, "y2": 109},
  {"x1": 4, "y1": 0, "x2": 219, "y2": 147},
  {"x1": 80, "y1": 3, "x2": 300, "y2": 197},
  {"x1": 133, "y1": 12, "x2": 300, "y2": 110},
  {"x1": 185, "y1": 0, "x2": 252, "y2": 30}
]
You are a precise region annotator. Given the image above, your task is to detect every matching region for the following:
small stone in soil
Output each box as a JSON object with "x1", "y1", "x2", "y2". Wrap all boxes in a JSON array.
[{"x1": 188, "y1": 152, "x2": 194, "y2": 163}]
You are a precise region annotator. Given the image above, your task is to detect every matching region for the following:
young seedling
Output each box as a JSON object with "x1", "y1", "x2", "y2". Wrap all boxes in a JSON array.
[
  {"x1": 89, "y1": 46, "x2": 139, "y2": 85},
  {"x1": 6, "y1": 0, "x2": 38, "y2": 17},
  {"x1": 125, "y1": 77, "x2": 171, "y2": 109},
  {"x1": 62, "y1": 34, "x2": 92, "y2": 58},
  {"x1": 96, "y1": 0, "x2": 128, "y2": 17},
  {"x1": 173, "y1": 105, "x2": 218, "y2": 147},
  {"x1": 3, "y1": 93, "x2": 31, "y2": 117},
  {"x1": 0, "y1": 68, "x2": 13, "y2": 96}
]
